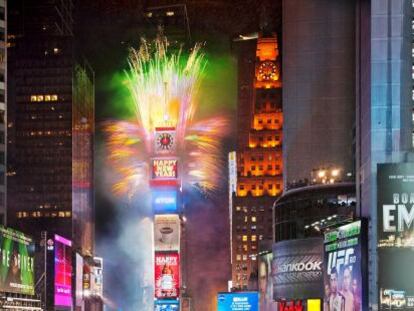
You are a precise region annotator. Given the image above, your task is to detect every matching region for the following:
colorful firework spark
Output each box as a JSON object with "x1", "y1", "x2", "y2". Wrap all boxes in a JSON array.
[{"x1": 104, "y1": 36, "x2": 229, "y2": 198}]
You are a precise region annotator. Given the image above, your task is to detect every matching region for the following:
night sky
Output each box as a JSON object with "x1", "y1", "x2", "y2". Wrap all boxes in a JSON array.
[{"x1": 74, "y1": 1, "x2": 280, "y2": 309}]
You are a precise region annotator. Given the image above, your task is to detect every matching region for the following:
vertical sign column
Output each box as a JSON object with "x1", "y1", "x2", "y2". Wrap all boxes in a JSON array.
[{"x1": 151, "y1": 127, "x2": 181, "y2": 310}]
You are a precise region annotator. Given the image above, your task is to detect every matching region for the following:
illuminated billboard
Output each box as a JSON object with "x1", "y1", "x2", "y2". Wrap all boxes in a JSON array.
[
  {"x1": 217, "y1": 292, "x2": 259, "y2": 311},
  {"x1": 378, "y1": 163, "x2": 414, "y2": 310},
  {"x1": 377, "y1": 163, "x2": 414, "y2": 248},
  {"x1": 154, "y1": 300, "x2": 179, "y2": 311},
  {"x1": 54, "y1": 234, "x2": 72, "y2": 308},
  {"x1": 272, "y1": 238, "x2": 323, "y2": 300},
  {"x1": 152, "y1": 158, "x2": 178, "y2": 179},
  {"x1": 154, "y1": 215, "x2": 180, "y2": 251},
  {"x1": 259, "y1": 252, "x2": 277, "y2": 311},
  {"x1": 324, "y1": 220, "x2": 366, "y2": 311},
  {"x1": 0, "y1": 226, "x2": 35, "y2": 295},
  {"x1": 154, "y1": 252, "x2": 180, "y2": 299},
  {"x1": 152, "y1": 189, "x2": 178, "y2": 213}
]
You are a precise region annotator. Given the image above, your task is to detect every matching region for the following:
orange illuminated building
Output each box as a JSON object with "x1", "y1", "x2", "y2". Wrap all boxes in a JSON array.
[{"x1": 231, "y1": 34, "x2": 282, "y2": 290}]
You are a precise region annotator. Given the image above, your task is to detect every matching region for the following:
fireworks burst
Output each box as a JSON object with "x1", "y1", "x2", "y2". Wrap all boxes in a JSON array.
[{"x1": 104, "y1": 36, "x2": 229, "y2": 198}]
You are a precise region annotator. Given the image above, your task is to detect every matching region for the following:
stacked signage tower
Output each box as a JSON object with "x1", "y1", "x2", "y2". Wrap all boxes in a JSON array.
[{"x1": 152, "y1": 127, "x2": 181, "y2": 311}]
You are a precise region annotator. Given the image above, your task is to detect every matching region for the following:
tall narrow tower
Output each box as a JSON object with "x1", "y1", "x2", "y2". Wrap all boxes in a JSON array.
[{"x1": 231, "y1": 34, "x2": 283, "y2": 290}]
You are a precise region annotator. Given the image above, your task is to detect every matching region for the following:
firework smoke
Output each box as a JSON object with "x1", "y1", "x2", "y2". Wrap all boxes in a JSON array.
[{"x1": 104, "y1": 36, "x2": 229, "y2": 198}]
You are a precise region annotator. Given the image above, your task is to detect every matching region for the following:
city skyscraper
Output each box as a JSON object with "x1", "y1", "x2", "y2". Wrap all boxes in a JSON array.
[
  {"x1": 231, "y1": 34, "x2": 283, "y2": 289},
  {"x1": 356, "y1": 0, "x2": 413, "y2": 308},
  {"x1": 7, "y1": 0, "x2": 94, "y2": 256},
  {"x1": 0, "y1": 0, "x2": 6, "y2": 225},
  {"x1": 282, "y1": 0, "x2": 357, "y2": 187}
]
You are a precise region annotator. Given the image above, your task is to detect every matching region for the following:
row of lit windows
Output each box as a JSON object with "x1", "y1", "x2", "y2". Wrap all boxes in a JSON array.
[
  {"x1": 17, "y1": 211, "x2": 71, "y2": 218},
  {"x1": 239, "y1": 184, "x2": 281, "y2": 190},
  {"x1": 235, "y1": 254, "x2": 256, "y2": 261},
  {"x1": 241, "y1": 165, "x2": 281, "y2": 171},
  {"x1": 240, "y1": 154, "x2": 279, "y2": 161},
  {"x1": 30, "y1": 95, "x2": 59, "y2": 102},
  {"x1": 235, "y1": 206, "x2": 266, "y2": 213},
  {"x1": 237, "y1": 244, "x2": 258, "y2": 252},
  {"x1": 20, "y1": 130, "x2": 72, "y2": 137},
  {"x1": 238, "y1": 234, "x2": 262, "y2": 242}
]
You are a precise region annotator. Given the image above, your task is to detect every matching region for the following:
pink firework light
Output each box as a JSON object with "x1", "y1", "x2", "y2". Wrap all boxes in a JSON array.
[{"x1": 104, "y1": 36, "x2": 229, "y2": 198}]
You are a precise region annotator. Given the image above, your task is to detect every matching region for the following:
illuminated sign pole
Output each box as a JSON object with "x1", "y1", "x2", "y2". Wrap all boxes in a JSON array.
[{"x1": 152, "y1": 127, "x2": 182, "y2": 311}]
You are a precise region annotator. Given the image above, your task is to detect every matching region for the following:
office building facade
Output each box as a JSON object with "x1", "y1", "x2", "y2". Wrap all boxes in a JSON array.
[
  {"x1": 231, "y1": 34, "x2": 283, "y2": 289},
  {"x1": 7, "y1": 0, "x2": 94, "y2": 256}
]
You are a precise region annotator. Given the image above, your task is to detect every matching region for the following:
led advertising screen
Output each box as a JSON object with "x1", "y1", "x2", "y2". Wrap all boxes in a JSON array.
[
  {"x1": 272, "y1": 238, "x2": 324, "y2": 300},
  {"x1": 152, "y1": 158, "x2": 178, "y2": 179},
  {"x1": 54, "y1": 234, "x2": 72, "y2": 308},
  {"x1": 154, "y1": 252, "x2": 180, "y2": 299},
  {"x1": 377, "y1": 163, "x2": 414, "y2": 248},
  {"x1": 0, "y1": 226, "x2": 35, "y2": 295},
  {"x1": 75, "y1": 253, "x2": 84, "y2": 308},
  {"x1": 154, "y1": 215, "x2": 180, "y2": 251},
  {"x1": 152, "y1": 189, "x2": 178, "y2": 213},
  {"x1": 217, "y1": 292, "x2": 259, "y2": 311},
  {"x1": 324, "y1": 220, "x2": 365, "y2": 311},
  {"x1": 154, "y1": 300, "x2": 179, "y2": 311},
  {"x1": 259, "y1": 252, "x2": 277, "y2": 311},
  {"x1": 378, "y1": 163, "x2": 414, "y2": 310}
]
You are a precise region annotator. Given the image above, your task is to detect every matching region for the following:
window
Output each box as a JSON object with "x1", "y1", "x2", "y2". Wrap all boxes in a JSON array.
[
  {"x1": 268, "y1": 184, "x2": 273, "y2": 189},
  {"x1": 236, "y1": 254, "x2": 241, "y2": 261},
  {"x1": 236, "y1": 206, "x2": 241, "y2": 211},
  {"x1": 242, "y1": 235, "x2": 248, "y2": 242},
  {"x1": 259, "y1": 165, "x2": 263, "y2": 171},
  {"x1": 251, "y1": 166, "x2": 256, "y2": 171},
  {"x1": 243, "y1": 244, "x2": 248, "y2": 251},
  {"x1": 251, "y1": 235, "x2": 257, "y2": 242},
  {"x1": 242, "y1": 255, "x2": 248, "y2": 261},
  {"x1": 251, "y1": 216, "x2": 256, "y2": 222}
]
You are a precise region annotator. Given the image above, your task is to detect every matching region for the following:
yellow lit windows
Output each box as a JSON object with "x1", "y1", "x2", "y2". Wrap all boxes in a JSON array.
[
  {"x1": 236, "y1": 206, "x2": 241, "y2": 212},
  {"x1": 45, "y1": 95, "x2": 51, "y2": 101},
  {"x1": 251, "y1": 216, "x2": 257, "y2": 222},
  {"x1": 51, "y1": 94, "x2": 58, "y2": 101},
  {"x1": 37, "y1": 95, "x2": 44, "y2": 101},
  {"x1": 236, "y1": 254, "x2": 241, "y2": 261},
  {"x1": 242, "y1": 255, "x2": 248, "y2": 261},
  {"x1": 30, "y1": 95, "x2": 37, "y2": 102},
  {"x1": 242, "y1": 235, "x2": 248, "y2": 242},
  {"x1": 251, "y1": 235, "x2": 257, "y2": 242},
  {"x1": 243, "y1": 244, "x2": 248, "y2": 252},
  {"x1": 244, "y1": 216, "x2": 248, "y2": 223}
]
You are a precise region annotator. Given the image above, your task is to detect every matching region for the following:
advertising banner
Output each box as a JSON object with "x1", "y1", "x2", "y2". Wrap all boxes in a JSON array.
[
  {"x1": 217, "y1": 292, "x2": 259, "y2": 311},
  {"x1": 272, "y1": 238, "x2": 323, "y2": 300},
  {"x1": 259, "y1": 252, "x2": 277, "y2": 311},
  {"x1": 152, "y1": 158, "x2": 178, "y2": 179},
  {"x1": 75, "y1": 253, "x2": 84, "y2": 309},
  {"x1": 324, "y1": 220, "x2": 364, "y2": 311},
  {"x1": 154, "y1": 300, "x2": 180, "y2": 311},
  {"x1": 54, "y1": 234, "x2": 72, "y2": 308},
  {"x1": 378, "y1": 163, "x2": 414, "y2": 310},
  {"x1": 155, "y1": 215, "x2": 180, "y2": 251},
  {"x1": 377, "y1": 163, "x2": 414, "y2": 248},
  {"x1": 152, "y1": 189, "x2": 178, "y2": 213},
  {"x1": 0, "y1": 226, "x2": 35, "y2": 295},
  {"x1": 91, "y1": 257, "x2": 103, "y2": 297},
  {"x1": 154, "y1": 252, "x2": 180, "y2": 299}
]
